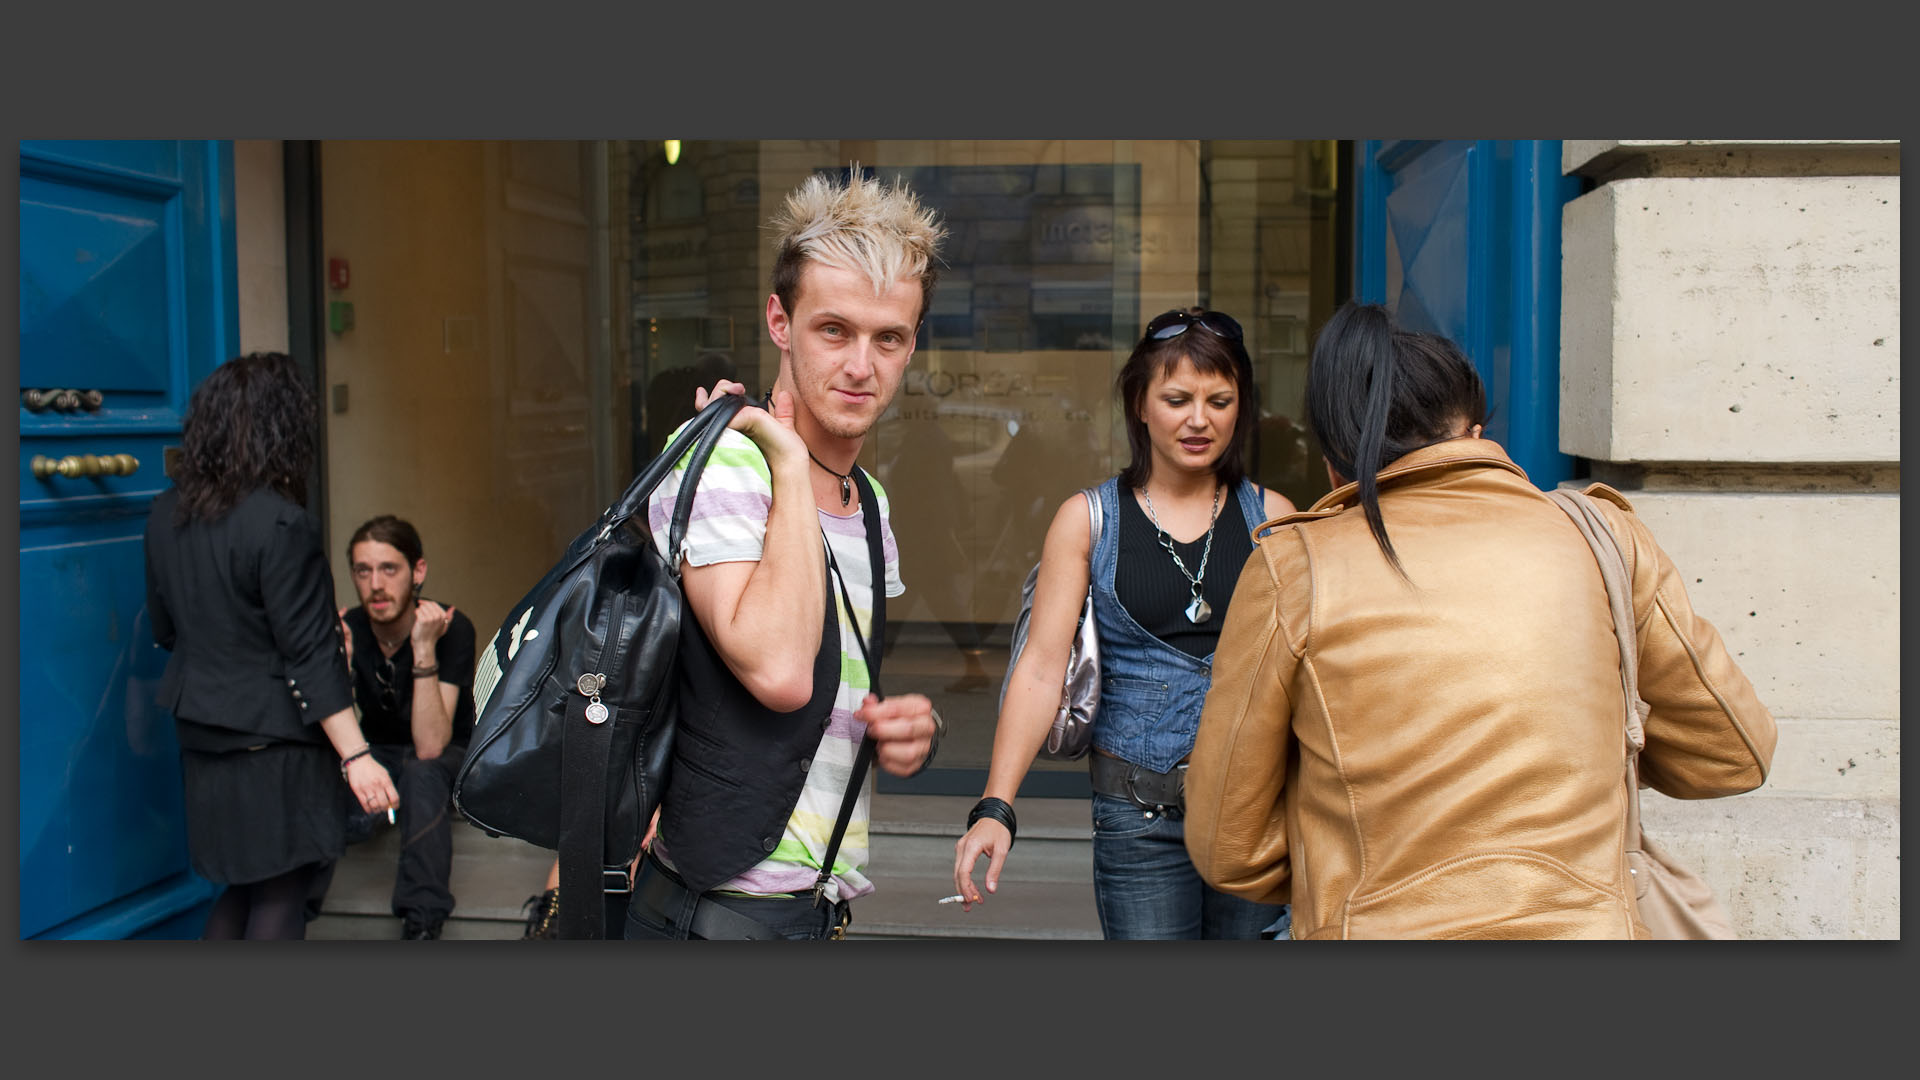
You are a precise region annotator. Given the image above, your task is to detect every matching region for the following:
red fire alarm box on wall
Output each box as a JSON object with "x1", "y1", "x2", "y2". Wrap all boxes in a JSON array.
[{"x1": 328, "y1": 258, "x2": 350, "y2": 290}]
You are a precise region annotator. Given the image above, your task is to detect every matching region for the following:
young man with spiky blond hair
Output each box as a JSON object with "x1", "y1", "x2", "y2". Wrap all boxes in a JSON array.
[{"x1": 623, "y1": 170, "x2": 949, "y2": 940}]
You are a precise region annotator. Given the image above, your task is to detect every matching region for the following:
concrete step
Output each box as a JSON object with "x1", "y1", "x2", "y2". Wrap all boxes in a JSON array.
[
  {"x1": 306, "y1": 794, "x2": 1101, "y2": 941},
  {"x1": 873, "y1": 832, "x2": 1092, "y2": 884},
  {"x1": 305, "y1": 818, "x2": 555, "y2": 940},
  {"x1": 308, "y1": 912, "x2": 525, "y2": 940},
  {"x1": 870, "y1": 793, "x2": 1093, "y2": 843},
  {"x1": 845, "y1": 873, "x2": 1101, "y2": 940},
  {"x1": 857, "y1": 793, "x2": 1100, "y2": 940},
  {"x1": 869, "y1": 793, "x2": 1094, "y2": 885}
]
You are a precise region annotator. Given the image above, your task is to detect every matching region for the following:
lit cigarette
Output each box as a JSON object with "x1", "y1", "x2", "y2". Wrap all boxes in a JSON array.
[
  {"x1": 937, "y1": 894, "x2": 966, "y2": 904},
  {"x1": 387, "y1": 807, "x2": 396, "y2": 825}
]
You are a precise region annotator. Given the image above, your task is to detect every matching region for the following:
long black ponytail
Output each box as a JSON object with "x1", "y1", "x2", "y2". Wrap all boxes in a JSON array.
[{"x1": 1306, "y1": 301, "x2": 1489, "y2": 578}]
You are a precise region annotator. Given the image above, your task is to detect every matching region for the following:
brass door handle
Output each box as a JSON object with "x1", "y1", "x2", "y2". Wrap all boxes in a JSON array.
[{"x1": 30, "y1": 453, "x2": 140, "y2": 479}]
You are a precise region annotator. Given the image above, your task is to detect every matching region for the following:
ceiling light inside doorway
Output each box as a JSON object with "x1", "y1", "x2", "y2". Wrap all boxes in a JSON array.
[{"x1": 664, "y1": 140, "x2": 681, "y2": 165}]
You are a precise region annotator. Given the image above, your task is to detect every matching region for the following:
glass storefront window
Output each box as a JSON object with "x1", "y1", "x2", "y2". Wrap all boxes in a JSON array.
[
  {"x1": 319, "y1": 139, "x2": 1347, "y2": 793},
  {"x1": 614, "y1": 140, "x2": 1349, "y2": 788}
]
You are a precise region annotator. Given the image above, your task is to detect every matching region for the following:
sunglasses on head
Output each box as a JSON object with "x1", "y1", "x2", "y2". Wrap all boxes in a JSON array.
[{"x1": 1143, "y1": 309, "x2": 1244, "y2": 344}]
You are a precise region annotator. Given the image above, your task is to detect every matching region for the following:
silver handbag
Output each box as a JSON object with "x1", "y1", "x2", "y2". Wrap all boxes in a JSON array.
[{"x1": 999, "y1": 487, "x2": 1102, "y2": 761}]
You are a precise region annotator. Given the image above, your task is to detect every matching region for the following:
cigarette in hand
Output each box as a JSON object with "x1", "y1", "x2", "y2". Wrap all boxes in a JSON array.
[
  {"x1": 387, "y1": 807, "x2": 396, "y2": 825},
  {"x1": 937, "y1": 894, "x2": 966, "y2": 905}
]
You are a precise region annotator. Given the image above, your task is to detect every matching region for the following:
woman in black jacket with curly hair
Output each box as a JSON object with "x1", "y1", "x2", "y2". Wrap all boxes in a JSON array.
[{"x1": 145, "y1": 352, "x2": 397, "y2": 939}]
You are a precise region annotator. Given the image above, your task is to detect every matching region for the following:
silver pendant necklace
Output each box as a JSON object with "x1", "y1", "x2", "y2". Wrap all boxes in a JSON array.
[{"x1": 1140, "y1": 482, "x2": 1221, "y2": 624}]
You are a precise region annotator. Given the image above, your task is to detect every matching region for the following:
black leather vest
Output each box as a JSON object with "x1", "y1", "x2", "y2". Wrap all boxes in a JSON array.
[{"x1": 656, "y1": 469, "x2": 884, "y2": 896}]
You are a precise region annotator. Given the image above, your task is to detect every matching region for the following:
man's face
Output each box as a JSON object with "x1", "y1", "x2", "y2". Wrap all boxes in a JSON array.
[
  {"x1": 768, "y1": 261, "x2": 921, "y2": 440},
  {"x1": 349, "y1": 539, "x2": 424, "y2": 627}
]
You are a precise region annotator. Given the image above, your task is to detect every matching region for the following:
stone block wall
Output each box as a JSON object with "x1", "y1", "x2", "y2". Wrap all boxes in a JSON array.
[{"x1": 1559, "y1": 139, "x2": 1900, "y2": 938}]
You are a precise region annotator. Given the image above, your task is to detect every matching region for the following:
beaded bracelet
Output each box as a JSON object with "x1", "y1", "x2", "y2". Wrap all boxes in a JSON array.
[
  {"x1": 339, "y1": 745, "x2": 373, "y2": 777},
  {"x1": 967, "y1": 796, "x2": 1017, "y2": 849}
]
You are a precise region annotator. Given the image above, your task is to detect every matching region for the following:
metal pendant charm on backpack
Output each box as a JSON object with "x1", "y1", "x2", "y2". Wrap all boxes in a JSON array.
[{"x1": 577, "y1": 672, "x2": 609, "y2": 724}]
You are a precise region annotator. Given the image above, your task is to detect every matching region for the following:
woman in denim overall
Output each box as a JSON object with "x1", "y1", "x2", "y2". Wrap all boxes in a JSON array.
[{"x1": 953, "y1": 309, "x2": 1295, "y2": 939}]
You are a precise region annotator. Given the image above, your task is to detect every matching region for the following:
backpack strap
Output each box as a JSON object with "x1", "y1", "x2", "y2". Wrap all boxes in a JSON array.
[
  {"x1": 605, "y1": 392, "x2": 744, "y2": 535},
  {"x1": 556, "y1": 393, "x2": 743, "y2": 939},
  {"x1": 557, "y1": 694, "x2": 624, "y2": 939}
]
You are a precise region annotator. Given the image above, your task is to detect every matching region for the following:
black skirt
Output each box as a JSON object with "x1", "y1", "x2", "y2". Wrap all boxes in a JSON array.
[{"x1": 179, "y1": 740, "x2": 347, "y2": 885}]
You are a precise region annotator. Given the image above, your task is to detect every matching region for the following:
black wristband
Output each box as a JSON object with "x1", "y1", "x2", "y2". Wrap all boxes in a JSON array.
[
  {"x1": 967, "y1": 796, "x2": 1017, "y2": 848},
  {"x1": 339, "y1": 745, "x2": 373, "y2": 777}
]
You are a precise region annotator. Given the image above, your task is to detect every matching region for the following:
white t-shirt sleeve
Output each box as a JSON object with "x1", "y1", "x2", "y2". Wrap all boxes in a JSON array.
[
  {"x1": 872, "y1": 476, "x2": 906, "y2": 598},
  {"x1": 645, "y1": 428, "x2": 773, "y2": 567}
]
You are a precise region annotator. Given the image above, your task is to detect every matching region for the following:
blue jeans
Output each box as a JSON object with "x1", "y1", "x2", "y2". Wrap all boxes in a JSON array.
[
  {"x1": 306, "y1": 741, "x2": 465, "y2": 925},
  {"x1": 1090, "y1": 793, "x2": 1287, "y2": 939}
]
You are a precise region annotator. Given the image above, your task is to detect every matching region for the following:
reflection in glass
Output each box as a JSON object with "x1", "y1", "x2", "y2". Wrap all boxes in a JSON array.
[{"x1": 612, "y1": 140, "x2": 1349, "y2": 782}]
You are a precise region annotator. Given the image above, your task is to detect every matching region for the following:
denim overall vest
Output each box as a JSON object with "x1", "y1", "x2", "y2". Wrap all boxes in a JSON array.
[{"x1": 1089, "y1": 476, "x2": 1267, "y2": 773}]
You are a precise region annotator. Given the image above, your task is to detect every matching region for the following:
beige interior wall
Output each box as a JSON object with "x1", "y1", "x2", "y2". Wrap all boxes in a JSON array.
[
  {"x1": 232, "y1": 139, "x2": 289, "y2": 355},
  {"x1": 320, "y1": 141, "x2": 605, "y2": 639},
  {"x1": 606, "y1": 141, "x2": 635, "y2": 476}
]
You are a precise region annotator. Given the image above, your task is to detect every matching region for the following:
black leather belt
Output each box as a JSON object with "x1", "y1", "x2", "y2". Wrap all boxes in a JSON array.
[
  {"x1": 629, "y1": 852, "x2": 851, "y2": 940},
  {"x1": 1090, "y1": 752, "x2": 1187, "y2": 816}
]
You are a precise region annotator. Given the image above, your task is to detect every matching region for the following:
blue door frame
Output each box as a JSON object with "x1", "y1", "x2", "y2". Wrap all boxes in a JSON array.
[
  {"x1": 19, "y1": 140, "x2": 237, "y2": 938},
  {"x1": 1353, "y1": 140, "x2": 1583, "y2": 490}
]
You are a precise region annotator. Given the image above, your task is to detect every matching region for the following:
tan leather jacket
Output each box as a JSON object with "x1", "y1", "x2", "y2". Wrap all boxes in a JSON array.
[{"x1": 1184, "y1": 439, "x2": 1777, "y2": 939}]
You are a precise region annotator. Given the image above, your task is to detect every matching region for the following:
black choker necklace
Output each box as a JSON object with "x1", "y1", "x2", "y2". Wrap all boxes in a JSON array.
[{"x1": 808, "y1": 451, "x2": 855, "y2": 507}]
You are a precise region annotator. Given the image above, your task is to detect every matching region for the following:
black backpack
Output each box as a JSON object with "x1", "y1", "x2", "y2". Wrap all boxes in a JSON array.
[{"x1": 453, "y1": 393, "x2": 744, "y2": 938}]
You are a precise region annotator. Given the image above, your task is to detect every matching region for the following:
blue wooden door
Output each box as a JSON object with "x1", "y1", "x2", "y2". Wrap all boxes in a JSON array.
[
  {"x1": 1353, "y1": 140, "x2": 1582, "y2": 490},
  {"x1": 18, "y1": 140, "x2": 237, "y2": 938}
]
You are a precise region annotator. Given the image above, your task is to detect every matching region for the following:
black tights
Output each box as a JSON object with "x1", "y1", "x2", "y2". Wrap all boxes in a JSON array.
[{"x1": 203, "y1": 863, "x2": 323, "y2": 940}]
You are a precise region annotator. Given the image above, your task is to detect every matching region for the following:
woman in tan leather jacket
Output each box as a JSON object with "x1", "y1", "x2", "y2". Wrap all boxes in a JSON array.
[{"x1": 1184, "y1": 302, "x2": 1777, "y2": 939}]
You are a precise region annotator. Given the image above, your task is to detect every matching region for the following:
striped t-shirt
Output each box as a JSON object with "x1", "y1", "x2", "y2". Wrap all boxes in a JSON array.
[{"x1": 644, "y1": 425, "x2": 903, "y2": 902}]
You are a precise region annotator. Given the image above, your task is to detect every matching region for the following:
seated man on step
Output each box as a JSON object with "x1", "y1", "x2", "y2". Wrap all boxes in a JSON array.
[{"x1": 309, "y1": 514, "x2": 476, "y2": 939}]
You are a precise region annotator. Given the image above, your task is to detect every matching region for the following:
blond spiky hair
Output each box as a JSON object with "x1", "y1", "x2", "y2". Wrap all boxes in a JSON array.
[{"x1": 769, "y1": 167, "x2": 946, "y2": 323}]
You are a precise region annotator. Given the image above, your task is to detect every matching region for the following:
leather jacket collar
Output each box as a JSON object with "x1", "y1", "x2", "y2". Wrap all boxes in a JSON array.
[
  {"x1": 1313, "y1": 437, "x2": 1529, "y2": 510},
  {"x1": 1256, "y1": 438, "x2": 1529, "y2": 537}
]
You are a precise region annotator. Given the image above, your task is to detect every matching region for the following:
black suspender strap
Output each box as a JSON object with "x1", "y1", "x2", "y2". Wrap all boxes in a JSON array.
[{"x1": 812, "y1": 466, "x2": 886, "y2": 908}]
